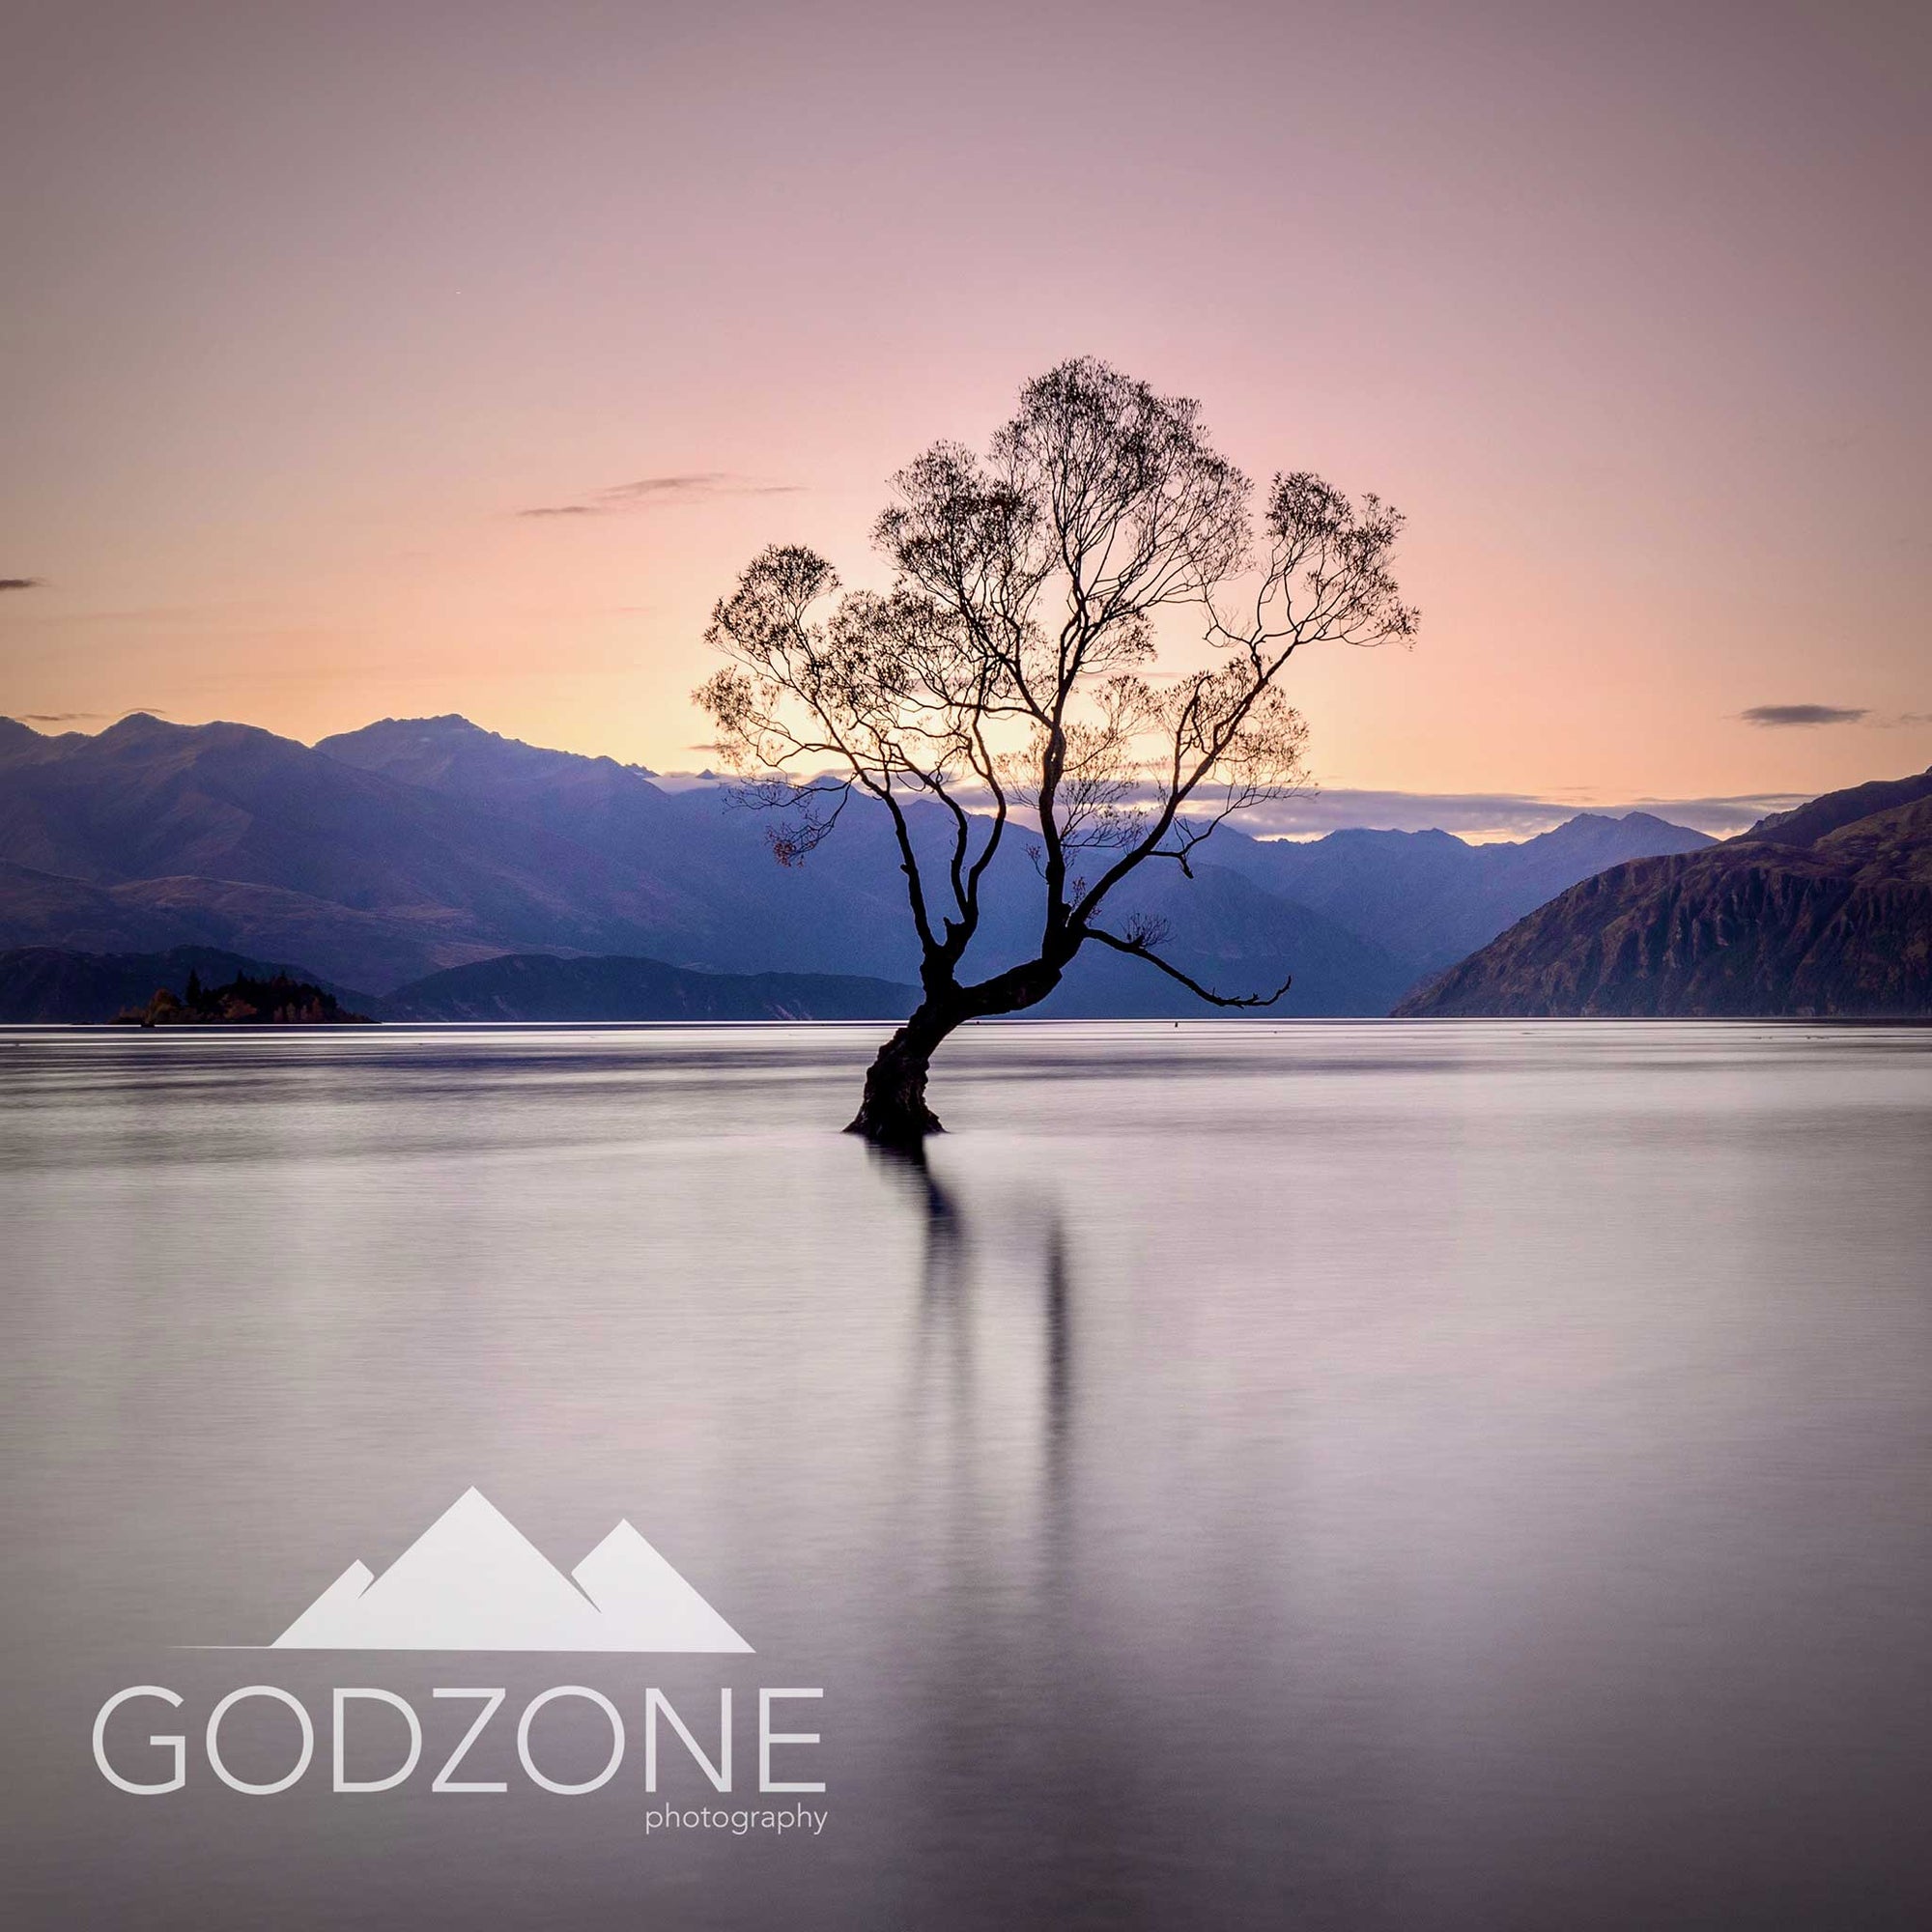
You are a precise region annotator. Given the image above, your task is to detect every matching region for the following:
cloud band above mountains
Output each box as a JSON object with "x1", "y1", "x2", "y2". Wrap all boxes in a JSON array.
[
  {"x1": 660, "y1": 767, "x2": 1811, "y2": 840},
  {"x1": 699, "y1": 770, "x2": 1810, "y2": 841},
  {"x1": 1220, "y1": 787, "x2": 1812, "y2": 840}
]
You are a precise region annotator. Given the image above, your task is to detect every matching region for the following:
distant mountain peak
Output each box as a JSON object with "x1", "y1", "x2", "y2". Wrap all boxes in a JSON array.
[
  {"x1": 342, "y1": 712, "x2": 498, "y2": 746},
  {"x1": 1520, "y1": 810, "x2": 1715, "y2": 854},
  {"x1": 1311, "y1": 824, "x2": 1467, "y2": 848},
  {"x1": 1532, "y1": 808, "x2": 1689, "y2": 838},
  {"x1": 94, "y1": 711, "x2": 176, "y2": 739},
  {"x1": 385, "y1": 712, "x2": 493, "y2": 734}
]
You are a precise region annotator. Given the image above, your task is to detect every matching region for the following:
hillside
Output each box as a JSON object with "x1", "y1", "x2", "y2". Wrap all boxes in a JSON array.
[
  {"x1": 0, "y1": 712, "x2": 711, "y2": 984},
  {"x1": 1215, "y1": 811, "x2": 1713, "y2": 974},
  {"x1": 318, "y1": 715, "x2": 919, "y2": 980},
  {"x1": 0, "y1": 945, "x2": 382, "y2": 1023},
  {"x1": 1397, "y1": 770, "x2": 1932, "y2": 1017},
  {"x1": 384, "y1": 952, "x2": 918, "y2": 1022}
]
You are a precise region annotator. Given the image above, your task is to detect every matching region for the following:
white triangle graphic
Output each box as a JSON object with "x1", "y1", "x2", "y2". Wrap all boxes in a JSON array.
[{"x1": 270, "y1": 1490, "x2": 753, "y2": 1652}]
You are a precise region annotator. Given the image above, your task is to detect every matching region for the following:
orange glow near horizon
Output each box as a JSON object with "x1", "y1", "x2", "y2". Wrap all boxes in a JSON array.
[{"x1": 2, "y1": 3, "x2": 1926, "y2": 827}]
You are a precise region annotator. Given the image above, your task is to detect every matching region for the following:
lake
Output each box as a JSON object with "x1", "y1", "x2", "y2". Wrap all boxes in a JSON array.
[{"x1": 3, "y1": 1021, "x2": 1929, "y2": 1929}]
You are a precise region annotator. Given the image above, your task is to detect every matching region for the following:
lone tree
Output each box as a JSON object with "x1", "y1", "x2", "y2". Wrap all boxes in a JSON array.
[{"x1": 697, "y1": 357, "x2": 1416, "y2": 1145}]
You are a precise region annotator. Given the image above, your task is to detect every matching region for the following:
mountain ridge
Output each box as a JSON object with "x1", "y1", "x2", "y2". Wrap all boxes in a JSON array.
[
  {"x1": 1397, "y1": 770, "x2": 1932, "y2": 1017},
  {"x1": 1215, "y1": 810, "x2": 1715, "y2": 975}
]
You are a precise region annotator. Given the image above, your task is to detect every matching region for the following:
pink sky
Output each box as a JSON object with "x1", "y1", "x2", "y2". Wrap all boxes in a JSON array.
[{"x1": 2, "y1": 0, "x2": 1926, "y2": 828}]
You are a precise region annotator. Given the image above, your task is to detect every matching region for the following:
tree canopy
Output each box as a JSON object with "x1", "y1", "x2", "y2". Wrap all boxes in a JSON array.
[{"x1": 697, "y1": 356, "x2": 1416, "y2": 1141}]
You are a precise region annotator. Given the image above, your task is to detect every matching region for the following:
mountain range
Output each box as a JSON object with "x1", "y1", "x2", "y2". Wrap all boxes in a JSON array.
[
  {"x1": 0, "y1": 711, "x2": 1718, "y2": 1017},
  {"x1": 1399, "y1": 768, "x2": 1932, "y2": 1017}
]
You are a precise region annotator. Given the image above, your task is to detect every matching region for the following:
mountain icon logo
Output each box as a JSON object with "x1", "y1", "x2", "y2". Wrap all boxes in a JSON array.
[{"x1": 270, "y1": 1489, "x2": 753, "y2": 1653}]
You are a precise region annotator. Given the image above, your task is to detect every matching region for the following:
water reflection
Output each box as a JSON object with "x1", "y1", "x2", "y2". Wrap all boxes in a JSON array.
[
  {"x1": 871, "y1": 1140, "x2": 1077, "y2": 1524},
  {"x1": 1042, "y1": 1215, "x2": 1072, "y2": 1513},
  {"x1": 872, "y1": 1141, "x2": 974, "y2": 1405},
  {"x1": 6, "y1": 1024, "x2": 1932, "y2": 1930}
]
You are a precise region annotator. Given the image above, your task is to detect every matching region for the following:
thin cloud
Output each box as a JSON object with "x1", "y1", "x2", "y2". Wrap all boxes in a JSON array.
[
  {"x1": 517, "y1": 472, "x2": 802, "y2": 519},
  {"x1": 1739, "y1": 703, "x2": 1868, "y2": 727},
  {"x1": 601, "y1": 473, "x2": 800, "y2": 503},
  {"x1": 0, "y1": 577, "x2": 43, "y2": 591}
]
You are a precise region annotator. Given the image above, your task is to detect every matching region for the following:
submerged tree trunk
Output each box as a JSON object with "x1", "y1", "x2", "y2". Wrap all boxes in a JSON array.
[
  {"x1": 846, "y1": 1001, "x2": 959, "y2": 1146},
  {"x1": 847, "y1": 957, "x2": 1071, "y2": 1146}
]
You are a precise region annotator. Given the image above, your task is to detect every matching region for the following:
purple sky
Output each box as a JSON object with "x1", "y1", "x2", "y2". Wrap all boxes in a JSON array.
[{"x1": 2, "y1": 0, "x2": 1926, "y2": 828}]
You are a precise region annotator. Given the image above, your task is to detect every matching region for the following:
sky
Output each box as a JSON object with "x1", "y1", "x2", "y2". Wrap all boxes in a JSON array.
[{"x1": 1, "y1": 0, "x2": 1926, "y2": 837}]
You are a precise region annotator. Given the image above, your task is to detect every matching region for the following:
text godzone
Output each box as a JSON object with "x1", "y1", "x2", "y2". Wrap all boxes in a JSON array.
[{"x1": 92, "y1": 1685, "x2": 825, "y2": 1796}]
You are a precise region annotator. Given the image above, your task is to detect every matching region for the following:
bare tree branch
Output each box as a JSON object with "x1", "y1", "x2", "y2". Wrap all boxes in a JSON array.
[{"x1": 1081, "y1": 924, "x2": 1293, "y2": 1009}]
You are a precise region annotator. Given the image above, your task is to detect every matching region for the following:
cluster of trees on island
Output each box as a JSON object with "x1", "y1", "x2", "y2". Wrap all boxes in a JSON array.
[{"x1": 116, "y1": 967, "x2": 372, "y2": 1028}]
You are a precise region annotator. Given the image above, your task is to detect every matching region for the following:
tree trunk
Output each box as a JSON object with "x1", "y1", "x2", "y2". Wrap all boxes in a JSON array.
[
  {"x1": 846, "y1": 955, "x2": 1072, "y2": 1145},
  {"x1": 846, "y1": 1002, "x2": 958, "y2": 1146}
]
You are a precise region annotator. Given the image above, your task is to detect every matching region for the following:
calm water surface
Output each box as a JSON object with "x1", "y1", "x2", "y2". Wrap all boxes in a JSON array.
[{"x1": 3, "y1": 1021, "x2": 1929, "y2": 1929}]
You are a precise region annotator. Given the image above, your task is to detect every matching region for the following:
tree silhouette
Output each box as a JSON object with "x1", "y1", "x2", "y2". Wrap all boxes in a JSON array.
[{"x1": 697, "y1": 357, "x2": 1416, "y2": 1143}]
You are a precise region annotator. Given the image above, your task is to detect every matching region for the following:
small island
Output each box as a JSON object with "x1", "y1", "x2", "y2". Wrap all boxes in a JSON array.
[{"x1": 115, "y1": 967, "x2": 375, "y2": 1027}]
